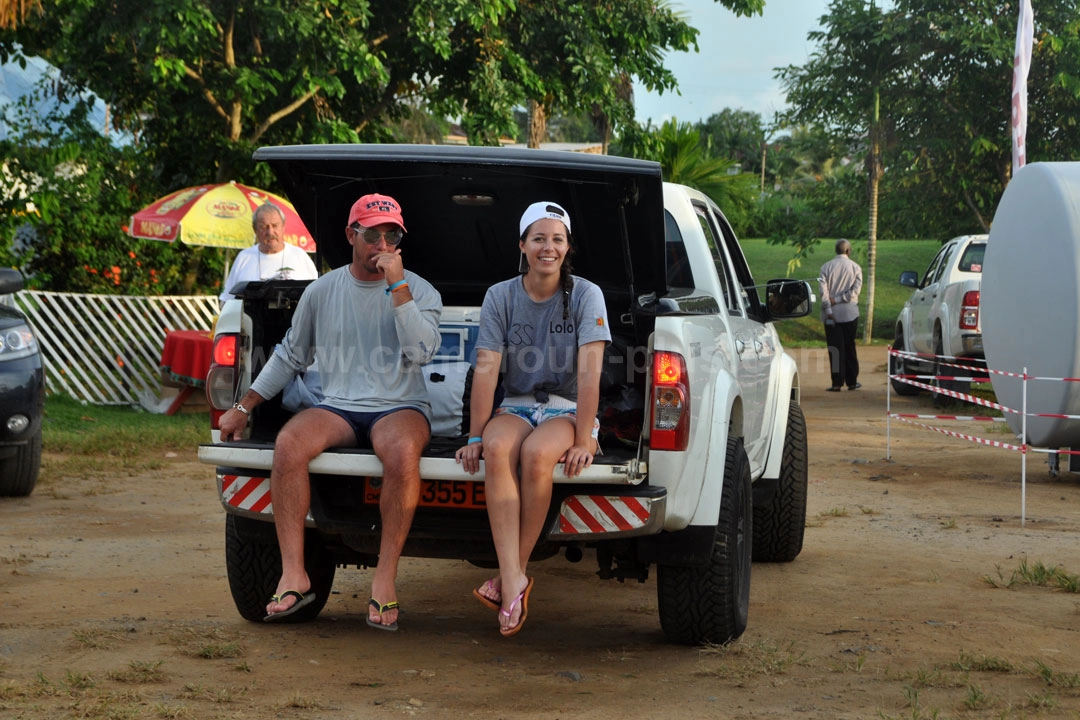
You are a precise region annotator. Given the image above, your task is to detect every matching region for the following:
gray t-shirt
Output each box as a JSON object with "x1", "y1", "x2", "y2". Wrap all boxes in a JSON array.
[
  {"x1": 251, "y1": 265, "x2": 443, "y2": 416},
  {"x1": 476, "y1": 275, "x2": 610, "y2": 401}
]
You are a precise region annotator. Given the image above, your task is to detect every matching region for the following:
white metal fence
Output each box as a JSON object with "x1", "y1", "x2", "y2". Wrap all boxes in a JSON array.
[{"x1": 12, "y1": 290, "x2": 219, "y2": 406}]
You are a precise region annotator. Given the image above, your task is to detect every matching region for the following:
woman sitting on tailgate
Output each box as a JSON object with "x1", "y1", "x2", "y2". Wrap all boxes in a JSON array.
[{"x1": 455, "y1": 201, "x2": 610, "y2": 637}]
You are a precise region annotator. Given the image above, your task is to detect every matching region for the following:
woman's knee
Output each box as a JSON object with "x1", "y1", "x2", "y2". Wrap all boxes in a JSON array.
[
  {"x1": 482, "y1": 432, "x2": 521, "y2": 461},
  {"x1": 519, "y1": 446, "x2": 559, "y2": 479}
]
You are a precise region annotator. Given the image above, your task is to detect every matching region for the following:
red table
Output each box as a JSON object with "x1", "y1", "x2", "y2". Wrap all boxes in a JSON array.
[{"x1": 159, "y1": 329, "x2": 213, "y2": 415}]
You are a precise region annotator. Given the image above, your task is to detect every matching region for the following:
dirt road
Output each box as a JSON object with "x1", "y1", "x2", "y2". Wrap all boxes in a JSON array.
[{"x1": 2, "y1": 346, "x2": 1079, "y2": 719}]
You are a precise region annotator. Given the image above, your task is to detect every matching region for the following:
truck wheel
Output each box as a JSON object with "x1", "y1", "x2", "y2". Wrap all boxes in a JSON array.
[
  {"x1": 931, "y1": 335, "x2": 967, "y2": 408},
  {"x1": 889, "y1": 331, "x2": 920, "y2": 396},
  {"x1": 0, "y1": 430, "x2": 41, "y2": 497},
  {"x1": 656, "y1": 436, "x2": 751, "y2": 645},
  {"x1": 753, "y1": 402, "x2": 807, "y2": 562},
  {"x1": 224, "y1": 514, "x2": 335, "y2": 623}
]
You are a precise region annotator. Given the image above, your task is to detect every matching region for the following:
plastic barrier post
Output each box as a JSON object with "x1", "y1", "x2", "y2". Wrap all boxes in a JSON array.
[
  {"x1": 1021, "y1": 367, "x2": 1028, "y2": 528},
  {"x1": 886, "y1": 346, "x2": 893, "y2": 460}
]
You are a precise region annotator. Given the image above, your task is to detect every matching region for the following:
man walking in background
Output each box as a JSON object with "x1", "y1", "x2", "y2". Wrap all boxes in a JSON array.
[{"x1": 819, "y1": 239, "x2": 863, "y2": 392}]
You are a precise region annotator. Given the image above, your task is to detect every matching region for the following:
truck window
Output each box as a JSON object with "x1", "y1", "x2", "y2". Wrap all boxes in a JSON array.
[
  {"x1": 691, "y1": 205, "x2": 739, "y2": 314},
  {"x1": 706, "y1": 204, "x2": 764, "y2": 319},
  {"x1": 919, "y1": 247, "x2": 946, "y2": 289},
  {"x1": 664, "y1": 211, "x2": 696, "y2": 291},
  {"x1": 932, "y1": 243, "x2": 955, "y2": 285},
  {"x1": 958, "y1": 243, "x2": 985, "y2": 272}
]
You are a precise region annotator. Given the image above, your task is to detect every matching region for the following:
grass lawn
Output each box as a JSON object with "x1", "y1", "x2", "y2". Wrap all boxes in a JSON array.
[
  {"x1": 741, "y1": 238, "x2": 943, "y2": 346},
  {"x1": 39, "y1": 395, "x2": 208, "y2": 482}
]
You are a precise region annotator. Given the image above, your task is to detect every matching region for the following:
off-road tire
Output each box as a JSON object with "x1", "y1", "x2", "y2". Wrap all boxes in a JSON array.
[
  {"x1": 931, "y1": 334, "x2": 967, "y2": 408},
  {"x1": 889, "y1": 331, "x2": 920, "y2": 396},
  {"x1": 0, "y1": 430, "x2": 41, "y2": 497},
  {"x1": 752, "y1": 403, "x2": 807, "y2": 562},
  {"x1": 656, "y1": 436, "x2": 751, "y2": 646},
  {"x1": 225, "y1": 514, "x2": 335, "y2": 623}
]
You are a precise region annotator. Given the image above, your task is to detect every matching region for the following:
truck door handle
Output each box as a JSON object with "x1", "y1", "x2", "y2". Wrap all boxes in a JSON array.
[
  {"x1": 735, "y1": 339, "x2": 747, "y2": 354},
  {"x1": 754, "y1": 340, "x2": 764, "y2": 353}
]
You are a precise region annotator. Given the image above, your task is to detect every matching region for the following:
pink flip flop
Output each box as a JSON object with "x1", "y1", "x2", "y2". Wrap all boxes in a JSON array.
[
  {"x1": 499, "y1": 577, "x2": 534, "y2": 637},
  {"x1": 472, "y1": 578, "x2": 501, "y2": 611}
]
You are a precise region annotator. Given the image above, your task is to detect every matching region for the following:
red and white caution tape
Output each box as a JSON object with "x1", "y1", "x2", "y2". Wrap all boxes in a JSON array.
[
  {"x1": 892, "y1": 417, "x2": 1025, "y2": 452},
  {"x1": 889, "y1": 375, "x2": 1016, "y2": 414},
  {"x1": 890, "y1": 413, "x2": 1006, "y2": 422},
  {"x1": 889, "y1": 346, "x2": 1080, "y2": 382}
]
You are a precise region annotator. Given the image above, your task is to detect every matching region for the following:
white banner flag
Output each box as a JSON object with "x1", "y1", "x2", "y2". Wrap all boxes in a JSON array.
[{"x1": 1011, "y1": 0, "x2": 1034, "y2": 175}]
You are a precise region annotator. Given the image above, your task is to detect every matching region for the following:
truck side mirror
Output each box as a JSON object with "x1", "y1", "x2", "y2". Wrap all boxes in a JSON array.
[
  {"x1": 0, "y1": 267, "x2": 26, "y2": 295},
  {"x1": 764, "y1": 279, "x2": 812, "y2": 319},
  {"x1": 899, "y1": 270, "x2": 918, "y2": 288}
]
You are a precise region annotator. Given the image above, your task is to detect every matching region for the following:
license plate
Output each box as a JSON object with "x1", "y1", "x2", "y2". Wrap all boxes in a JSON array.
[{"x1": 364, "y1": 478, "x2": 486, "y2": 509}]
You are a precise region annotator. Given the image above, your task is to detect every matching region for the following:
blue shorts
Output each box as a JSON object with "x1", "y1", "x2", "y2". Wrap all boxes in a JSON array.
[
  {"x1": 495, "y1": 394, "x2": 600, "y2": 441},
  {"x1": 316, "y1": 404, "x2": 429, "y2": 447}
]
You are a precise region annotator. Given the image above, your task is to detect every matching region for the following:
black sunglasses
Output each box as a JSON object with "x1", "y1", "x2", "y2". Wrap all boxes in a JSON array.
[{"x1": 350, "y1": 224, "x2": 403, "y2": 246}]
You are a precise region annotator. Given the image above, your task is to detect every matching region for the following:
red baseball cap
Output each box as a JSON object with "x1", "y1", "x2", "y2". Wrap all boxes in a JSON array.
[{"x1": 348, "y1": 193, "x2": 407, "y2": 232}]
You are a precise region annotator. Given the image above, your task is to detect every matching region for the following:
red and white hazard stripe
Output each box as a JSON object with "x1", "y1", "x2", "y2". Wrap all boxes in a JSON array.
[
  {"x1": 221, "y1": 474, "x2": 273, "y2": 514},
  {"x1": 557, "y1": 495, "x2": 651, "y2": 536},
  {"x1": 887, "y1": 347, "x2": 1016, "y2": 378},
  {"x1": 894, "y1": 417, "x2": 1025, "y2": 452},
  {"x1": 890, "y1": 413, "x2": 1005, "y2": 422}
]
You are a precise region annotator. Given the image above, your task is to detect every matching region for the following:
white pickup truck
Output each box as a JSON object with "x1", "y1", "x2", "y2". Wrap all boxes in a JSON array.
[
  {"x1": 199, "y1": 145, "x2": 812, "y2": 645},
  {"x1": 890, "y1": 234, "x2": 988, "y2": 401}
]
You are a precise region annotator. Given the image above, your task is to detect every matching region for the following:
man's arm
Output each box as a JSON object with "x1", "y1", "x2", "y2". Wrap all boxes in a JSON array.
[
  {"x1": 219, "y1": 388, "x2": 268, "y2": 442},
  {"x1": 392, "y1": 274, "x2": 443, "y2": 366},
  {"x1": 850, "y1": 262, "x2": 863, "y2": 303},
  {"x1": 818, "y1": 266, "x2": 833, "y2": 311}
]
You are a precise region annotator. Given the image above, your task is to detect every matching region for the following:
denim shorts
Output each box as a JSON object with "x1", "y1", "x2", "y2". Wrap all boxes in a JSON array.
[
  {"x1": 495, "y1": 394, "x2": 600, "y2": 441},
  {"x1": 317, "y1": 404, "x2": 429, "y2": 447}
]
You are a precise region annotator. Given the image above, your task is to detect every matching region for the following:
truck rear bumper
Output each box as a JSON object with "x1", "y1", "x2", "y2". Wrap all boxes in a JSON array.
[
  {"x1": 960, "y1": 334, "x2": 983, "y2": 356},
  {"x1": 214, "y1": 469, "x2": 666, "y2": 546}
]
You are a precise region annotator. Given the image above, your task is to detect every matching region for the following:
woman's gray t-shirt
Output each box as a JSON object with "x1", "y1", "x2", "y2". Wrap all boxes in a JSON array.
[{"x1": 476, "y1": 275, "x2": 610, "y2": 401}]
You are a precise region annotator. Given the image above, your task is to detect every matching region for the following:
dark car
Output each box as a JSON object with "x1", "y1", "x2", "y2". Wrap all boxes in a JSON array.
[{"x1": 0, "y1": 268, "x2": 43, "y2": 496}]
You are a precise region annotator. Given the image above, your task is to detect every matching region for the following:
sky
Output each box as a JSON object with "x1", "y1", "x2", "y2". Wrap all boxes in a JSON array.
[{"x1": 633, "y1": 0, "x2": 833, "y2": 126}]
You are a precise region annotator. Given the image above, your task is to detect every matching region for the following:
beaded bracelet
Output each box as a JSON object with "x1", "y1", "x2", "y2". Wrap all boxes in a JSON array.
[
  {"x1": 385, "y1": 279, "x2": 408, "y2": 295},
  {"x1": 467, "y1": 436, "x2": 483, "y2": 445}
]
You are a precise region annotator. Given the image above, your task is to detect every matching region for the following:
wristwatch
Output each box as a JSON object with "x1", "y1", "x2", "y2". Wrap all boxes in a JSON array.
[{"x1": 232, "y1": 402, "x2": 250, "y2": 416}]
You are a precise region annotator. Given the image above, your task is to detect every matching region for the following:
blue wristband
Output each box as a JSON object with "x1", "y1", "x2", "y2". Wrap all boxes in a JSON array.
[
  {"x1": 385, "y1": 279, "x2": 407, "y2": 295},
  {"x1": 467, "y1": 436, "x2": 483, "y2": 445}
]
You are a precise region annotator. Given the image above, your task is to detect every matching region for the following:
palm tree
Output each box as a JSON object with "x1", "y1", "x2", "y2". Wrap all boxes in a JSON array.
[{"x1": 653, "y1": 119, "x2": 757, "y2": 224}]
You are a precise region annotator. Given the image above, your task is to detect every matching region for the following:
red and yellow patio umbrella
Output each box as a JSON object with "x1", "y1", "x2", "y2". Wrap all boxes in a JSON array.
[{"x1": 128, "y1": 181, "x2": 316, "y2": 252}]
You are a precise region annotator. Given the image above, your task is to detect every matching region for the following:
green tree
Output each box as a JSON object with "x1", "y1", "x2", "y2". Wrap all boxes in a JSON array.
[
  {"x1": 0, "y1": 92, "x2": 221, "y2": 294},
  {"x1": 616, "y1": 118, "x2": 758, "y2": 233},
  {"x1": 512, "y1": 108, "x2": 602, "y2": 145},
  {"x1": 776, "y1": 0, "x2": 912, "y2": 343},
  {"x1": 696, "y1": 108, "x2": 767, "y2": 179},
  {"x1": 8, "y1": 0, "x2": 534, "y2": 184},
  {"x1": 886, "y1": 0, "x2": 1080, "y2": 237},
  {"x1": 6, "y1": 0, "x2": 771, "y2": 179},
  {"x1": 454, "y1": 0, "x2": 748, "y2": 152},
  {"x1": 4, "y1": 0, "x2": 777, "y2": 293}
]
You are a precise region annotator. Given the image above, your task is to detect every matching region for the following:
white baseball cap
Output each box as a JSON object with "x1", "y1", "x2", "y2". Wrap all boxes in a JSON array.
[{"x1": 518, "y1": 201, "x2": 571, "y2": 236}]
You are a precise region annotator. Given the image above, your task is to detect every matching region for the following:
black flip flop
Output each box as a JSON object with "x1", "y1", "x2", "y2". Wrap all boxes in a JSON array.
[
  {"x1": 263, "y1": 590, "x2": 317, "y2": 622},
  {"x1": 367, "y1": 598, "x2": 400, "y2": 631}
]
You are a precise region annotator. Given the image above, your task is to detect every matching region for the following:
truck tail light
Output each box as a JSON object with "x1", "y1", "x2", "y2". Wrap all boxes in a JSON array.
[
  {"x1": 206, "y1": 334, "x2": 239, "y2": 428},
  {"x1": 960, "y1": 290, "x2": 980, "y2": 330},
  {"x1": 650, "y1": 350, "x2": 690, "y2": 451}
]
